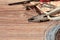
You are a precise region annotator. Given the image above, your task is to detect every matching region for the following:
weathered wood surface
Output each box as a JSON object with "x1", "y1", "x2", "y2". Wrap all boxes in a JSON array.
[{"x1": 0, "y1": 1, "x2": 60, "y2": 40}]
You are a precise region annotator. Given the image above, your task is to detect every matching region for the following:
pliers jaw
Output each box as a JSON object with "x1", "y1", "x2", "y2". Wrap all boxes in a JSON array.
[{"x1": 28, "y1": 15, "x2": 49, "y2": 22}]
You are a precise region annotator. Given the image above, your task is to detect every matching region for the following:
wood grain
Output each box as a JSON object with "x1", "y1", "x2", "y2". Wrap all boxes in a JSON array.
[{"x1": 0, "y1": 1, "x2": 60, "y2": 40}]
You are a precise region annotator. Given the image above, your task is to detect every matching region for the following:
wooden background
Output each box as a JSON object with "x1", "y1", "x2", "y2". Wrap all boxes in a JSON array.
[{"x1": 0, "y1": 0, "x2": 60, "y2": 40}]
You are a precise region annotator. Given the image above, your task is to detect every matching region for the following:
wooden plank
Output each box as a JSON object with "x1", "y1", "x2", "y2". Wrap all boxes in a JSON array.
[{"x1": 0, "y1": 1, "x2": 60, "y2": 40}]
